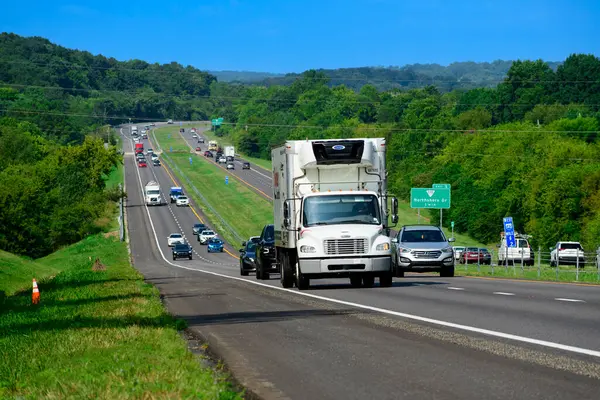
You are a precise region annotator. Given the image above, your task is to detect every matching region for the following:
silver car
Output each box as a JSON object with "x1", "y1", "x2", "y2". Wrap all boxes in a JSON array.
[{"x1": 391, "y1": 225, "x2": 455, "y2": 277}]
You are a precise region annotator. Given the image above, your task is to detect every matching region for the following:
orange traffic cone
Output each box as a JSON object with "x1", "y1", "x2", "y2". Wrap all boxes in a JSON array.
[{"x1": 32, "y1": 279, "x2": 40, "y2": 304}]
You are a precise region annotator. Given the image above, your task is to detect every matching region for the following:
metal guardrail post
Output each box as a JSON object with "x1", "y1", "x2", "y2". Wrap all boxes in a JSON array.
[
  {"x1": 118, "y1": 183, "x2": 124, "y2": 242},
  {"x1": 537, "y1": 246, "x2": 541, "y2": 278},
  {"x1": 576, "y1": 250, "x2": 580, "y2": 281}
]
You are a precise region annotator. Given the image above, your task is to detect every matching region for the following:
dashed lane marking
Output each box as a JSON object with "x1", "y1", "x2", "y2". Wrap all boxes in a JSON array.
[
  {"x1": 447, "y1": 287, "x2": 465, "y2": 291},
  {"x1": 493, "y1": 292, "x2": 515, "y2": 296},
  {"x1": 554, "y1": 298, "x2": 586, "y2": 303}
]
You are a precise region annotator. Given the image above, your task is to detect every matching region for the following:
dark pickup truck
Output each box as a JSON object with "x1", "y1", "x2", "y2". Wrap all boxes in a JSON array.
[{"x1": 255, "y1": 224, "x2": 278, "y2": 280}]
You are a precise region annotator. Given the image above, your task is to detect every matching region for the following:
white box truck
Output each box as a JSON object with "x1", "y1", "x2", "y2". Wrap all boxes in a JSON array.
[
  {"x1": 225, "y1": 146, "x2": 235, "y2": 161},
  {"x1": 144, "y1": 181, "x2": 164, "y2": 206},
  {"x1": 271, "y1": 138, "x2": 399, "y2": 290}
]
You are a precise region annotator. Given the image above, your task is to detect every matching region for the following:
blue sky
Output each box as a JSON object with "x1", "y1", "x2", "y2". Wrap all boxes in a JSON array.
[{"x1": 1, "y1": 0, "x2": 599, "y2": 73}]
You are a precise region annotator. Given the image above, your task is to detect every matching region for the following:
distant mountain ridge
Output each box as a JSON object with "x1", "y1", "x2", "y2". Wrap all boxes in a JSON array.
[{"x1": 214, "y1": 60, "x2": 563, "y2": 91}]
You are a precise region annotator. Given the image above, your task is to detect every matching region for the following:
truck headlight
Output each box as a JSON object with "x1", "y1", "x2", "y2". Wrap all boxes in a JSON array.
[
  {"x1": 376, "y1": 243, "x2": 390, "y2": 251},
  {"x1": 300, "y1": 245, "x2": 316, "y2": 253},
  {"x1": 442, "y1": 246, "x2": 453, "y2": 253}
]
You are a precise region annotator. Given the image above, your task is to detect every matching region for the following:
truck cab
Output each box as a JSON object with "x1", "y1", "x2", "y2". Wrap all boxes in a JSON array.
[{"x1": 272, "y1": 138, "x2": 398, "y2": 290}]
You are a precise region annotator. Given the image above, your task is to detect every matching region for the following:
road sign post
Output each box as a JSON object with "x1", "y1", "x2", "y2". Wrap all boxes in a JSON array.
[
  {"x1": 189, "y1": 156, "x2": 192, "y2": 165},
  {"x1": 169, "y1": 146, "x2": 172, "y2": 152},
  {"x1": 432, "y1": 184, "x2": 451, "y2": 229},
  {"x1": 225, "y1": 176, "x2": 229, "y2": 185},
  {"x1": 451, "y1": 221, "x2": 455, "y2": 238}
]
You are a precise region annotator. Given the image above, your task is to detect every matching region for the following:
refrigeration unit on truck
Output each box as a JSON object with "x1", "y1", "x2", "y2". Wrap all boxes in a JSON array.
[
  {"x1": 225, "y1": 146, "x2": 235, "y2": 161},
  {"x1": 169, "y1": 187, "x2": 184, "y2": 203},
  {"x1": 208, "y1": 140, "x2": 218, "y2": 151},
  {"x1": 144, "y1": 181, "x2": 164, "y2": 206},
  {"x1": 272, "y1": 138, "x2": 399, "y2": 290}
]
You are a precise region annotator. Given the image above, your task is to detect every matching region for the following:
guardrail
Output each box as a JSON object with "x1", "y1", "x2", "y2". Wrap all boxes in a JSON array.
[
  {"x1": 118, "y1": 182, "x2": 125, "y2": 242},
  {"x1": 455, "y1": 248, "x2": 600, "y2": 282},
  {"x1": 160, "y1": 152, "x2": 245, "y2": 244}
]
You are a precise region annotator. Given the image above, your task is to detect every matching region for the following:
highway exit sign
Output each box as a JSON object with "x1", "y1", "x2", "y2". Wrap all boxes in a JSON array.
[
  {"x1": 432, "y1": 183, "x2": 451, "y2": 189},
  {"x1": 410, "y1": 188, "x2": 451, "y2": 209}
]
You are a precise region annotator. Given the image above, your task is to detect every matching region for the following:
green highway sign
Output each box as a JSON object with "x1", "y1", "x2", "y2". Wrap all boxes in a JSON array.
[
  {"x1": 211, "y1": 118, "x2": 223, "y2": 126},
  {"x1": 410, "y1": 188, "x2": 451, "y2": 209},
  {"x1": 432, "y1": 183, "x2": 451, "y2": 189},
  {"x1": 217, "y1": 117, "x2": 223, "y2": 122}
]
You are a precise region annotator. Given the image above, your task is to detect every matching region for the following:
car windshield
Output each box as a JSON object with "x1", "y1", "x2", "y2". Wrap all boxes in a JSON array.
[
  {"x1": 178, "y1": 197, "x2": 188, "y2": 200},
  {"x1": 400, "y1": 229, "x2": 446, "y2": 243},
  {"x1": 263, "y1": 226, "x2": 274, "y2": 241},
  {"x1": 170, "y1": 234, "x2": 182, "y2": 238},
  {"x1": 245, "y1": 242, "x2": 257, "y2": 251},
  {"x1": 174, "y1": 244, "x2": 189, "y2": 250},
  {"x1": 194, "y1": 224, "x2": 205, "y2": 228},
  {"x1": 209, "y1": 239, "x2": 222, "y2": 244},
  {"x1": 303, "y1": 194, "x2": 380, "y2": 226},
  {"x1": 202, "y1": 231, "x2": 214, "y2": 235}
]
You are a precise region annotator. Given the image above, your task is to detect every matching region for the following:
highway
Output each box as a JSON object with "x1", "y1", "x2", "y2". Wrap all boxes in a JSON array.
[{"x1": 121, "y1": 123, "x2": 600, "y2": 399}]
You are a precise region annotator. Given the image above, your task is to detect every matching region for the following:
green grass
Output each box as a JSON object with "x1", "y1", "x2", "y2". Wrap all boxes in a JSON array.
[
  {"x1": 0, "y1": 234, "x2": 243, "y2": 399},
  {"x1": 454, "y1": 261, "x2": 600, "y2": 283}
]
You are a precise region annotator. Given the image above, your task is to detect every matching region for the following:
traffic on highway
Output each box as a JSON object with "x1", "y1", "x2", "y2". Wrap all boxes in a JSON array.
[{"x1": 119, "y1": 121, "x2": 600, "y2": 400}]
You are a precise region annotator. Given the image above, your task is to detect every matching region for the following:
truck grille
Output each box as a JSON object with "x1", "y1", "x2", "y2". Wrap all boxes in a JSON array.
[
  {"x1": 413, "y1": 251, "x2": 442, "y2": 259},
  {"x1": 324, "y1": 238, "x2": 367, "y2": 255}
]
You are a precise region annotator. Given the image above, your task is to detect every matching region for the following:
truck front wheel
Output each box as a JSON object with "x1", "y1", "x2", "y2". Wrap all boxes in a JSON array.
[
  {"x1": 295, "y1": 262, "x2": 309, "y2": 290},
  {"x1": 362, "y1": 275, "x2": 375, "y2": 288},
  {"x1": 280, "y1": 252, "x2": 294, "y2": 288},
  {"x1": 379, "y1": 272, "x2": 393, "y2": 287}
]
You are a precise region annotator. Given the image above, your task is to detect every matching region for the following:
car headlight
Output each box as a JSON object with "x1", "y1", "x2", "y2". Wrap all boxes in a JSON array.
[
  {"x1": 300, "y1": 245, "x2": 316, "y2": 253},
  {"x1": 441, "y1": 246, "x2": 453, "y2": 253},
  {"x1": 248, "y1": 257, "x2": 254, "y2": 262},
  {"x1": 398, "y1": 247, "x2": 411, "y2": 253},
  {"x1": 376, "y1": 243, "x2": 390, "y2": 251}
]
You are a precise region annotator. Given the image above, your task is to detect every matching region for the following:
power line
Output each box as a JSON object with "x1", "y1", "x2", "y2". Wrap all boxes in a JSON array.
[{"x1": 3, "y1": 83, "x2": 600, "y2": 108}]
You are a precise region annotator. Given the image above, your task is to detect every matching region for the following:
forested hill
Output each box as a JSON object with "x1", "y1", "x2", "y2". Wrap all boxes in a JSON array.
[
  {"x1": 0, "y1": 33, "x2": 217, "y2": 143},
  {"x1": 253, "y1": 61, "x2": 562, "y2": 92}
]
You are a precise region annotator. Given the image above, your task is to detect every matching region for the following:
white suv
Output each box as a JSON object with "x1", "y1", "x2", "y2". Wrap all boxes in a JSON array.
[
  {"x1": 391, "y1": 225, "x2": 455, "y2": 277},
  {"x1": 550, "y1": 241, "x2": 585, "y2": 266}
]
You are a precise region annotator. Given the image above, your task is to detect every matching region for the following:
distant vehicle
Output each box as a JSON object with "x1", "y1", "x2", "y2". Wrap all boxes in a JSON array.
[
  {"x1": 226, "y1": 156, "x2": 234, "y2": 163},
  {"x1": 192, "y1": 223, "x2": 207, "y2": 236},
  {"x1": 208, "y1": 140, "x2": 218, "y2": 151},
  {"x1": 198, "y1": 138, "x2": 205, "y2": 143},
  {"x1": 226, "y1": 163, "x2": 234, "y2": 170},
  {"x1": 179, "y1": 128, "x2": 185, "y2": 133},
  {"x1": 133, "y1": 136, "x2": 140, "y2": 143},
  {"x1": 135, "y1": 143, "x2": 144, "y2": 154},
  {"x1": 550, "y1": 241, "x2": 585, "y2": 266},
  {"x1": 459, "y1": 247, "x2": 490, "y2": 265},
  {"x1": 147, "y1": 148, "x2": 153, "y2": 155},
  {"x1": 176, "y1": 196, "x2": 190, "y2": 207},
  {"x1": 452, "y1": 246, "x2": 465, "y2": 261},
  {"x1": 136, "y1": 152, "x2": 145, "y2": 160},
  {"x1": 167, "y1": 233, "x2": 185, "y2": 247},
  {"x1": 225, "y1": 146, "x2": 235, "y2": 160},
  {"x1": 152, "y1": 159, "x2": 161, "y2": 166},
  {"x1": 141, "y1": 133, "x2": 148, "y2": 139},
  {"x1": 239, "y1": 237, "x2": 260, "y2": 276},
  {"x1": 255, "y1": 224, "x2": 277, "y2": 280},
  {"x1": 172, "y1": 243, "x2": 193, "y2": 260},
  {"x1": 138, "y1": 159, "x2": 147, "y2": 168},
  {"x1": 192, "y1": 134, "x2": 198, "y2": 139},
  {"x1": 167, "y1": 119, "x2": 173, "y2": 124},
  {"x1": 144, "y1": 180, "x2": 163, "y2": 206},
  {"x1": 131, "y1": 126, "x2": 138, "y2": 133},
  {"x1": 271, "y1": 138, "x2": 398, "y2": 289},
  {"x1": 170, "y1": 187, "x2": 184, "y2": 203},
  {"x1": 242, "y1": 162, "x2": 250, "y2": 170},
  {"x1": 150, "y1": 122, "x2": 156, "y2": 126},
  {"x1": 196, "y1": 146, "x2": 202, "y2": 152},
  {"x1": 198, "y1": 230, "x2": 217, "y2": 244},
  {"x1": 207, "y1": 238, "x2": 225, "y2": 253},
  {"x1": 151, "y1": 153, "x2": 159, "y2": 161},
  {"x1": 498, "y1": 232, "x2": 533, "y2": 266},
  {"x1": 218, "y1": 156, "x2": 227, "y2": 163},
  {"x1": 191, "y1": 128, "x2": 197, "y2": 133},
  {"x1": 204, "y1": 151, "x2": 213, "y2": 158},
  {"x1": 392, "y1": 225, "x2": 455, "y2": 277}
]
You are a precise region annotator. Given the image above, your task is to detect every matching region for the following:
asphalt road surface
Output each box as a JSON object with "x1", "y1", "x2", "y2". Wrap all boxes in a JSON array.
[{"x1": 121, "y1": 123, "x2": 600, "y2": 400}]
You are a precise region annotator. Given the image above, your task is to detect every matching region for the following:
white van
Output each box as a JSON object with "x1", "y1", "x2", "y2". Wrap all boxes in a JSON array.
[{"x1": 498, "y1": 233, "x2": 533, "y2": 266}]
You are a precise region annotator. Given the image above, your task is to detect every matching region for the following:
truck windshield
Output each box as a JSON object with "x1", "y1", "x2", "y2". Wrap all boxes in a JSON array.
[
  {"x1": 302, "y1": 194, "x2": 380, "y2": 227},
  {"x1": 147, "y1": 190, "x2": 160, "y2": 195}
]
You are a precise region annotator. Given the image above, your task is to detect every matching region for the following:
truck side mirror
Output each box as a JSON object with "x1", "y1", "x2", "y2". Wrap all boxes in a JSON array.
[
  {"x1": 391, "y1": 237, "x2": 398, "y2": 243},
  {"x1": 391, "y1": 197, "x2": 399, "y2": 224}
]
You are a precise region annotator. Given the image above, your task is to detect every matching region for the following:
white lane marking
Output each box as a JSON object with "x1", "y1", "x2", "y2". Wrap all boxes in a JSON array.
[
  {"x1": 127, "y1": 153, "x2": 600, "y2": 359},
  {"x1": 447, "y1": 287, "x2": 465, "y2": 291},
  {"x1": 493, "y1": 292, "x2": 515, "y2": 296},
  {"x1": 555, "y1": 298, "x2": 586, "y2": 303}
]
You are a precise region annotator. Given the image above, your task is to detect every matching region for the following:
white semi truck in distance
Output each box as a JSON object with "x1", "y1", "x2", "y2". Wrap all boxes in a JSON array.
[
  {"x1": 225, "y1": 146, "x2": 235, "y2": 160},
  {"x1": 144, "y1": 181, "x2": 164, "y2": 206},
  {"x1": 271, "y1": 138, "x2": 399, "y2": 290}
]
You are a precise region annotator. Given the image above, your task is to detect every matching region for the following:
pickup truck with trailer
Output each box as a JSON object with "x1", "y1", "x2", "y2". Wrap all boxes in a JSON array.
[{"x1": 271, "y1": 138, "x2": 399, "y2": 290}]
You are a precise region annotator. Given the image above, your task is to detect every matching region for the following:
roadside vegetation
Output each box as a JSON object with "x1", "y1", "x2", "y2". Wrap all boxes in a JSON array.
[{"x1": 0, "y1": 233, "x2": 242, "y2": 399}]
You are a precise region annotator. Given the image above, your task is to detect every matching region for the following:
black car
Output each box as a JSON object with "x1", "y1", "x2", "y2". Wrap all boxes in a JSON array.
[
  {"x1": 255, "y1": 224, "x2": 278, "y2": 280},
  {"x1": 192, "y1": 223, "x2": 207, "y2": 235},
  {"x1": 179, "y1": 128, "x2": 185, "y2": 133},
  {"x1": 172, "y1": 243, "x2": 193, "y2": 260},
  {"x1": 153, "y1": 159, "x2": 161, "y2": 166},
  {"x1": 242, "y1": 162, "x2": 250, "y2": 170},
  {"x1": 239, "y1": 237, "x2": 259, "y2": 276}
]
